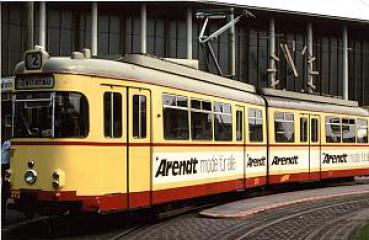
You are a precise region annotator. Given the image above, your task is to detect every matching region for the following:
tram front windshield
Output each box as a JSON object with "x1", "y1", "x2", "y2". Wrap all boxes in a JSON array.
[{"x1": 14, "y1": 92, "x2": 89, "y2": 138}]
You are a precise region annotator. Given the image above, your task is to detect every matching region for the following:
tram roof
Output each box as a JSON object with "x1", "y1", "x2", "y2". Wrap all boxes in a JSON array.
[
  {"x1": 261, "y1": 89, "x2": 369, "y2": 117},
  {"x1": 120, "y1": 54, "x2": 256, "y2": 93},
  {"x1": 260, "y1": 88, "x2": 358, "y2": 108},
  {"x1": 14, "y1": 54, "x2": 264, "y2": 105},
  {"x1": 13, "y1": 53, "x2": 369, "y2": 115}
]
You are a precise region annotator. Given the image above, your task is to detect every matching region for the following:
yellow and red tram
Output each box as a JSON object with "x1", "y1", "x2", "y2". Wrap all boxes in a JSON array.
[{"x1": 6, "y1": 48, "x2": 369, "y2": 215}]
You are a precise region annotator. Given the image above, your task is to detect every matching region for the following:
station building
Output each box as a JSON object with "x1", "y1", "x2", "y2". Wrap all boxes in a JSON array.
[{"x1": 1, "y1": 1, "x2": 369, "y2": 107}]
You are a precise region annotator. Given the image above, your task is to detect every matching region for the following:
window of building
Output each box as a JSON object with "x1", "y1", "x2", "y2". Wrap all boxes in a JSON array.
[
  {"x1": 133, "y1": 95, "x2": 147, "y2": 138},
  {"x1": 191, "y1": 99, "x2": 212, "y2": 140},
  {"x1": 163, "y1": 94, "x2": 189, "y2": 140},
  {"x1": 342, "y1": 118, "x2": 356, "y2": 143},
  {"x1": 236, "y1": 110, "x2": 243, "y2": 141},
  {"x1": 214, "y1": 102, "x2": 232, "y2": 141},
  {"x1": 357, "y1": 119, "x2": 368, "y2": 143},
  {"x1": 274, "y1": 112, "x2": 295, "y2": 143},
  {"x1": 300, "y1": 117, "x2": 308, "y2": 143},
  {"x1": 249, "y1": 108, "x2": 263, "y2": 142},
  {"x1": 311, "y1": 118, "x2": 319, "y2": 143},
  {"x1": 104, "y1": 92, "x2": 122, "y2": 138},
  {"x1": 326, "y1": 117, "x2": 341, "y2": 143}
]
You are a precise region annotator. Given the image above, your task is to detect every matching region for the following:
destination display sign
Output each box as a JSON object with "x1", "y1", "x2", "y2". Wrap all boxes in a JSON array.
[
  {"x1": 15, "y1": 76, "x2": 54, "y2": 90},
  {"x1": 1, "y1": 77, "x2": 14, "y2": 92}
]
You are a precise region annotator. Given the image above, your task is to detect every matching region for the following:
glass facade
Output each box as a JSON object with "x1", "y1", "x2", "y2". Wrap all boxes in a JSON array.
[{"x1": 2, "y1": 3, "x2": 369, "y2": 106}]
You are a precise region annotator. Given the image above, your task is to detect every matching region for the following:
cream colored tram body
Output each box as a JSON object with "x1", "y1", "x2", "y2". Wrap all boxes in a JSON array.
[
  {"x1": 262, "y1": 89, "x2": 369, "y2": 184},
  {"x1": 7, "y1": 49, "x2": 369, "y2": 215}
]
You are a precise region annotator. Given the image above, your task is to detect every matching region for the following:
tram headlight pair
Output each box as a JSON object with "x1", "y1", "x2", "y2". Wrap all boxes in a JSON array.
[
  {"x1": 52, "y1": 170, "x2": 65, "y2": 189},
  {"x1": 4, "y1": 169, "x2": 11, "y2": 182}
]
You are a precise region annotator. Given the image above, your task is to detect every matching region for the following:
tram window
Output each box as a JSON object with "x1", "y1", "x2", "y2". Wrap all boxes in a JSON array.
[
  {"x1": 214, "y1": 102, "x2": 232, "y2": 141},
  {"x1": 191, "y1": 99, "x2": 212, "y2": 140},
  {"x1": 357, "y1": 119, "x2": 368, "y2": 143},
  {"x1": 274, "y1": 112, "x2": 295, "y2": 143},
  {"x1": 133, "y1": 95, "x2": 147, "y2": 138},
  {"x1": 342, "y1": 118, "x2": 356, "y2": 143},
  {"x1": 104, "y1": 92, "x2": 122, "y2": 138},
  {"x1": 311, "y1": 118, "x2": 319, "y2": 143},
  {"x1": 325, "y1": 117, "x2": 341, "y2": 143},
  {"x1": 54, "y1": 93, "x2": 89, "y2": 138},
  {"x1": 14, "y1": 92, "x2": 89, "y2": 138},
  {"x1": 249, "y1": 108, "x2": 263, "y2": 142},
  {"x1": 300, "y1": 117, "x2": 308, "y2": 143},
  {"x1": 236, "y1": 110, "x2": 243, "y2": 141},
  {"x1": 163, "y1": 94, "x2": 189, "y2": 140}
]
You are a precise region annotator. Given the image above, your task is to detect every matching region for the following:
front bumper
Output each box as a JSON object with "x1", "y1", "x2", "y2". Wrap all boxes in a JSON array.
[{"x1": 10, "y1": 189, "x2": 127, "y2": 214}]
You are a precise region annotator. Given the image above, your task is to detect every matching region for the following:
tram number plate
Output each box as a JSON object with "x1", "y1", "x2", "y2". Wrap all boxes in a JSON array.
[
  {"x1": 25, "y1": 52, "x2": 42, "y2": 70},
  {"x1": 10, "y1": 190, "x2": 20, "y2": 199}
]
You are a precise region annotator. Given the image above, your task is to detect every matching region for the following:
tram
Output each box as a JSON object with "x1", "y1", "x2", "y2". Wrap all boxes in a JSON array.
[{"x1": 6, "y1": 48, "x2": 369, "y2": 216}]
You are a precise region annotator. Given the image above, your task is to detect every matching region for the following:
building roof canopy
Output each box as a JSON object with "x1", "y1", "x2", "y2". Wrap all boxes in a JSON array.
[{"x1": 200, "y1": 0, "x2": 369, "y2": 22}]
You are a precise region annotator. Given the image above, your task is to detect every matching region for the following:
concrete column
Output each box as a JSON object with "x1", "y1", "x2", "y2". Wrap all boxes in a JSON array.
[
  {"x1": 343, "y1": 25, "x2": 349, "y2": 100},
  {"x1": 186, "y1": 7, "x2": 193, "y2": 59},
  {"x1": 228, "y1": 7, "x2": 236, "y2": 79},
  {"x1": 141, "y1": 4, "x2": 147, "y2": 54},
  {"x1": 27, "y1": 2, "x2": 34, "y2": 50},
  {"x1": 91, "y1": 2, "x2": 98, "y2": 56},
  {"x1": 268, "y1": 17, "x2": 276, "y2": 86},
  {"x1": 39, "y1": 2, "x2": 46, "y2": 48},
  {"x1": 307, "y1": 22, "x2": 314, "y2": 93},
  {"x1": 307, "y1": 22, "x2": 313, "y2": 58}
]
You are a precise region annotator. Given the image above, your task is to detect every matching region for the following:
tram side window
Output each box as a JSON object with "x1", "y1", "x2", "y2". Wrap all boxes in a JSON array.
[
  {"x1": 54, "y1": 93, "x2": 89, "y2": 138},
  {"x1": 311, "y1": 118, "x2": 319, "y2": 143},
  {"x1": 191, "y1": 99, "x2": 212, "y2": 140},
  {"x1": 300, "y1": 117, "x2": 308, "y2": 143},
  {"x1": 342, "y1": 118, "x2": 356, "y2": 143},
  {"x1": 133, "y1": 95, "x2": 147, "y2": 138},
  {"x1": 163, "y1": 94, "x2": 189, "y2": 140},
  {"x1": 325, "y1": 117, "x2": 341, "y2": 143},
  {"x1": 236, "y1": 110, "x2": 243, "y2": 141},
  {"x1": 249, "y1": 108, "x2": 263, "y2": 142},
  {"x1": 357, "y1": 119, "x2": 368, "y2": 143},
  {"x1": 104, "y1": 92, "x2": 122, "y2": 138},
  {"x1": 274, "y1": 112, "x2": 295, "y2": 143},
  {"x1": 214, "y1": 102, "x2": 232, "y2": 141}
]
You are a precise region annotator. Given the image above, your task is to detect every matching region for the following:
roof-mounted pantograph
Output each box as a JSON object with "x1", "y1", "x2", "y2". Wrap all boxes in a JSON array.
[{"x1": 196, "y1": 9, "x2": 255, "y2": 78}]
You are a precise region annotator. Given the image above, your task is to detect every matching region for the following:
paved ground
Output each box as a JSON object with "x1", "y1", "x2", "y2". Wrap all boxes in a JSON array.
[
  {"x1": 3, "y1": 177, "x2": 369, "y2": 240},
  {"x1": 120, "y1": 195, "x2": 369, "y2": 240}
]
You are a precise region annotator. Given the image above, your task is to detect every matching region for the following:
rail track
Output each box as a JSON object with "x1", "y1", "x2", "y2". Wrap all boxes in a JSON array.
[{"x1": 116, "y1": 194, "x2": 369, "y2": 240}]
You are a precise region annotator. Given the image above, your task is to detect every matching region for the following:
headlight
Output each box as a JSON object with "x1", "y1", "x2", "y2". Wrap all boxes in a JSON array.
[
  {"x1": 52, "y1": 170, "x2": 65, "y2": 189},
  {"x1": 24, "y1": 170, "x2": 37, "y2": 185},
  {"x1": 4, "y1": 169, "x2": 11, "y2": 182},
  {"x1": 52, "y1": 172, "x2": 60, "y2": 188}
]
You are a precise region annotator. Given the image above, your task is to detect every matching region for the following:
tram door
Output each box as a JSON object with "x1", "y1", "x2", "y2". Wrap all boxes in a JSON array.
[
  {"x1": 301, "y1": 114, "x2": 321, "y2": 181},
  {"x1": 235, "y1": 106, "x2": 246, "y2": 189},
  {"x1": 300, "y1": 114, "x2": 310, "y2": 180},
  {"x1": 127, "y1": 88, "x2": 152, "y2": 208},
  {"x1": 309, "y1": 115, "x2": 321, "y2": 181}
]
